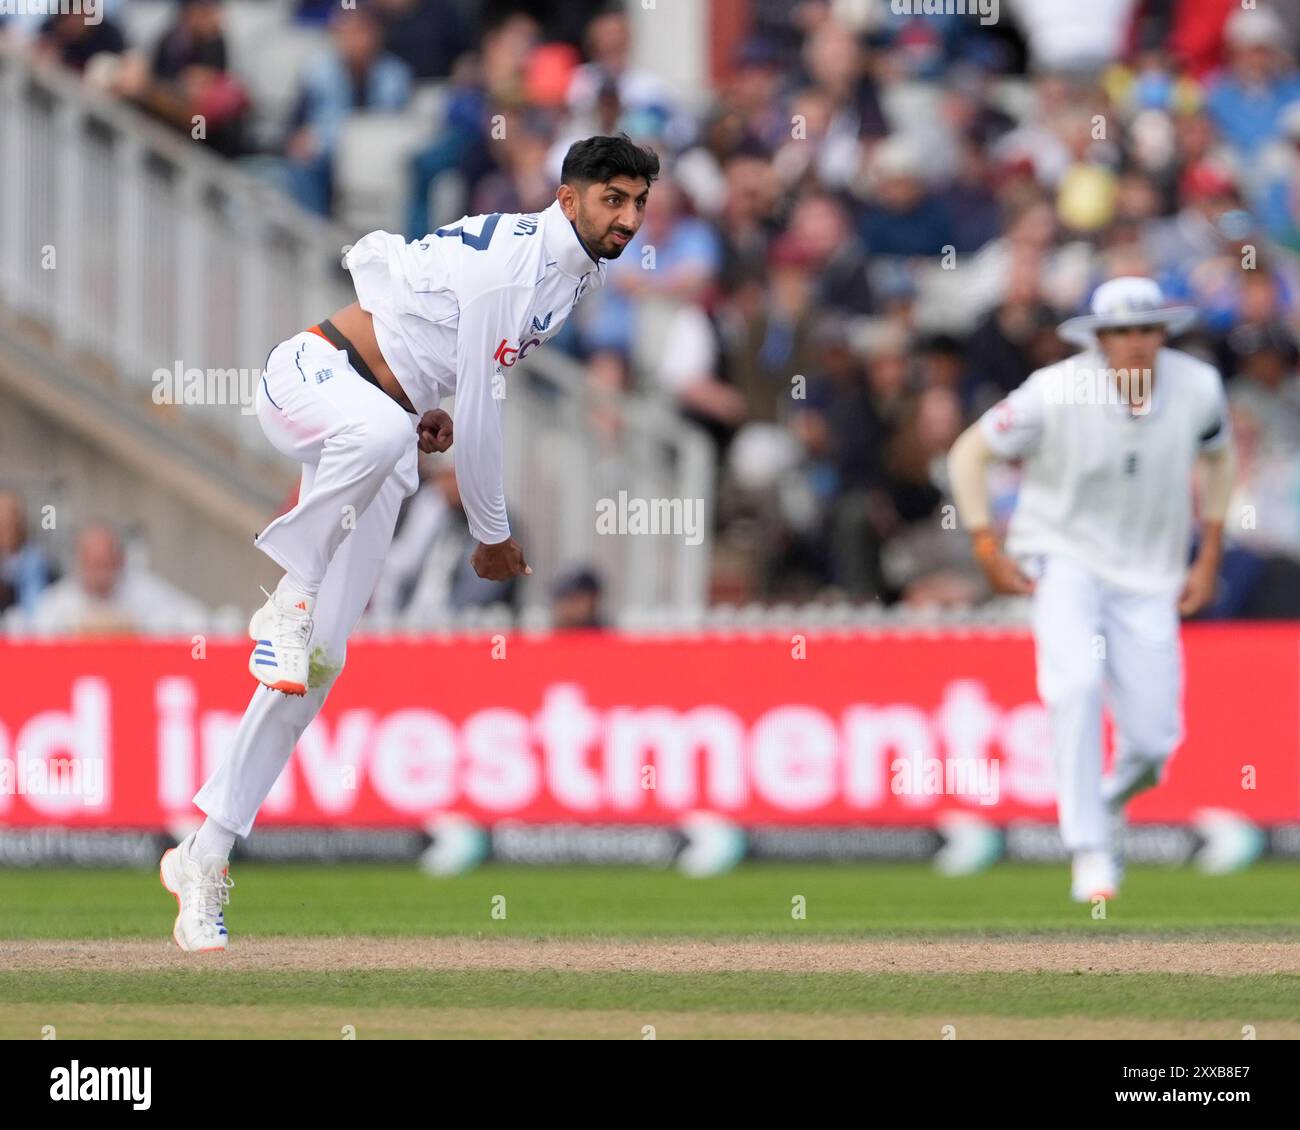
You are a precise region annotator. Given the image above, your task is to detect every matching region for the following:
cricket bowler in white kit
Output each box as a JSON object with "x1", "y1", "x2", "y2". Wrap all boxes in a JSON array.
[
  {"x1": 160, "y1": 135, "x2": 660, "y2": 950},
  {"x1": 948, "y1": 277, "x2": 1236, "y2": 903}
]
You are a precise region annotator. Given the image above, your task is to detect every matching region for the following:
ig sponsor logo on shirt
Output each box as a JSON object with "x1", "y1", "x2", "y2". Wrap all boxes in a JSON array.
[{"x1": 493, "y1": 337, "x2": 541, "y2": 368}]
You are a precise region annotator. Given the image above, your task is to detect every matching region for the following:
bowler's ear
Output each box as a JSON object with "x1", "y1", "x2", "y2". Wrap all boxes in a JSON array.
[{"x1": 555, "y1": 183, "x2": 580, "y2": 222}]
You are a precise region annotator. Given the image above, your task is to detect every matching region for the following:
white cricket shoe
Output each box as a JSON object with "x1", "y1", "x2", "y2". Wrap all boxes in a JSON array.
[
  {"x1": 248, "y1": 586, "x2": 313, "y2": 696},
  {"x1": 160, "y1": 832, "x2": 234, "y2": 952},
  {"x1": 1071, "y1": 849, "x2": 1119, "y2": 903}
]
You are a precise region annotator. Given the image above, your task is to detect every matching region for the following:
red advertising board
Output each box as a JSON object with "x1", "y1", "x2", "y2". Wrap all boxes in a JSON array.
[{"x1": 0, "y1": 626, "x2": 1296, "y2": 828}]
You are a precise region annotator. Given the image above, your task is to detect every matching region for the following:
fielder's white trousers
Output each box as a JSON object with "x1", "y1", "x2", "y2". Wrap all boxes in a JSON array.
[
  {"x1": 194, "y1": 332, "x2": 421, "y2": 837},
  {"x1": 1029, "y1": 555, "x2": 1183, "y2": 852}
]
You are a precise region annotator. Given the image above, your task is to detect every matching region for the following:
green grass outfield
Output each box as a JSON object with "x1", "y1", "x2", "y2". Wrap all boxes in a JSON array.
[{"x1": 2, "y1": 863, "x2": 1298, "y2": 1038}]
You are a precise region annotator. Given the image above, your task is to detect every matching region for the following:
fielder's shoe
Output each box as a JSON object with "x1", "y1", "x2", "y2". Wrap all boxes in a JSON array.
[
  {"x1": 160, "y1": 832, "x2": 234, "y2": 952},
  {"x1": 1071, "y1": 849, "x2": 1119, "y2": 903},
  {"x1": 248, "y1": 586, "x2": 313, "y2": 695}
]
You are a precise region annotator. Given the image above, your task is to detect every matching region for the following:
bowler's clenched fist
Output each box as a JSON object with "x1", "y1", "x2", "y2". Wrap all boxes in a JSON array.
[
  {"x1": 472, "y1": 537, "x2": 531, "y2": 581},
  {"x1": 417, "y1": 409, "x2": 453, "y2": 453}
]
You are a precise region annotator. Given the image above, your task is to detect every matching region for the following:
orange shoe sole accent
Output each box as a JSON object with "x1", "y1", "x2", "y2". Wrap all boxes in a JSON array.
[
  {"x1": 251, "y1": 672, "x2": 307, "y2": 695},
  {"x1": 160, "y1": 848, "x2": 227, "y2": 953},
  {"x1": 160, "y1": 849, "x2": 186, "y2": 951}
]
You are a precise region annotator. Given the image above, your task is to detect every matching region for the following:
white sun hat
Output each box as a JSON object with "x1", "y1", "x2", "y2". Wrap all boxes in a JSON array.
[{"x1": 1056, "y1": 276, "x2": 1198, "y2": 347}]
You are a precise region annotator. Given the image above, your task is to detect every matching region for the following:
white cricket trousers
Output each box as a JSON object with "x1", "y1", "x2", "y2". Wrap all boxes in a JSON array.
[
  {"x1": 1029, "y1": 555, "x2": 1183, "y2": 853},
  {"x1": 194, "y1": 331, "x2": 421, "y2": 837}
]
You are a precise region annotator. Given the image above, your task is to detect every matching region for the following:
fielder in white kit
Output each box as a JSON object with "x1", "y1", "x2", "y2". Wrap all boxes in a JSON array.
[
  {"x1": 948, "y1": 277, "x2": 1236, "y2": 903},
  {"x1": 160, "y1": 135, "x2": 660, "y2": 951}
]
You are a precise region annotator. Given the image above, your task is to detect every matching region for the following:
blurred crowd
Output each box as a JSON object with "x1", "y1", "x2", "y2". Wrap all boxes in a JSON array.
[
  {"x1": 0, "y1": 483, "x2": 603, "y2": 634},
  {"x1": 0, "y1": 490, "x2": 209, "y2": 635},
  {"x1": 9, "y1": 0, "x2": 1300, "y2": 617}
]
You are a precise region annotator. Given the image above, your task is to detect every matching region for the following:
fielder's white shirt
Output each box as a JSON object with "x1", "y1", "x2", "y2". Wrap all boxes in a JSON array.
[
  {"x1": 344, "y1": 200, "x2": 607, "y2": 544},
  {"x1": 979, "y1": 346, "x2": 1230, "y2": 593}
]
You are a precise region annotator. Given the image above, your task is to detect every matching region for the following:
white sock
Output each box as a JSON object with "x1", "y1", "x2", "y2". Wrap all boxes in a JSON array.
[
  {"x1": 273, "y1": 574, "x2": 318, "y2": 612},
  {"x1": 193, "y1": 817, "x2": 237, "y2": 862}
]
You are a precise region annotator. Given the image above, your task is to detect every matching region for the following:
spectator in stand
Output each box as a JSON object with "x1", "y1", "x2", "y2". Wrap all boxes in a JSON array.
[
  {"x1": 1226, "y1": 321, "x2": 1300, "y2": 459},
  {"x1": 33, "y1": 10, "x2": 126, "y2": 74},
  {"x1": 1275, "y1": 158, "x2": 1300, "y2": 257},
  {"x1": 0, "y1": 491, "x2": 58, "y2": 619},
  {"x1": 1226, "y1": 397, "x2": 1300, "y2": 561},
  {"x1": 1181, "y1": 215, "x2": 1299, "y2": 337},
  {"x1": 469, "y1": 107, "x2": 558, "y2": 216},
  {"x1": 109, "y1": 0, "x2": 249, "y2": 158},
  {"x1": 1007, "y1": 0, "x2": 1139, "y2": 73},
  {"x1": 646, "y1": 301, "x2": 745, "y2": 452},
  {"x1": 788, "y1": 191, "x2": 874, "y2": 317},
  {"x1": 963, "y1": 261, "x2": 1064, "y2": 413},
  {"x1": 856, "y1": 136, "x2": 956, "y2": 259},
  {"x1": 1104, "y1": 45, "x2": 1202, "y2": 128},
  {"x1": 799, "y1": 318, "x2": 884, "y2": 597},
  {"x1": 285, "y1": 3, "x2": 413, "y2": 215},
  {"x1": 706, "y1": 37, "x2": 798, "y2": 161},
  {"x1": 28, "y1": 524, "x2": 206, "y2": 636},
  {"x1": 1214, "y1": 393, "x2": 1300, "y2": 618},
  {"x1": 936, "y1": 132, "x2": 1006, "y2": 255},
  {"x1": 879, "y1": 385, "x2": 981, "y2": 608},
  {"x1": 579, "y1": 176, "x2": 723, "y2": 394},
  {"x1": 1, "y1": 0, "x2": 125, "y2": 44},
  {"x1": 374, "y1": 0, "x2": 471, "y2": 82},
  {"x1": 716, "y1": 231, "x2": 822, "y2": 439},
  {"x1": 1255, "y1": 101, "x2": 1300, "y2": 238},
  {"x1": 799, "y1": 17, "x2": 888, "y2": 147},
  {"x1": 711, "y1": 148, "x2": 781, "y2": 296},
  {"x1": 1170, "y1": 109, "x2": 1232, "y2": 189},
  {"x1": 877, "y1": 2, "x2": 1011, "y2": 80},
  {"x1": 940, "y1": 62, "x2": 1016, "y2": 151},
  {"x1": 1111, "y1": 167, "x2": 1165, "y2": 229},
  {"x1": 820, "y1": 320, "x2": 914, "y2": 600},
  {"x1": 1153, "y1": 0, "x2": 1239, "y2": 79},
  {"x1": 988, "y1": 71, "x2": 1084, "y2": 192},
  {"x1": 916, "y1": 333, "x2": 969, "y2": 397},
  {"x1": 566, "y1": 6, "x2": 692, "y2": 150},
  {"x1": 771, "y1": 84, "x2": 863, "y2": 193},
  {"x1": 370, "y1": 456, "x2": 518, "y2": 621},
  {"x1": 551, "y1": 567, "x2": 605, "y2": 630},
  {"x1": 1204, "y1": 6, "x2": 1300, "y2": 164},
  {"x1": 403, "y1": 10, "x2": 539, "y2": 237},
  {"x1": 1145, "y1": 159, "x2": 1243, "y2": 295},
  {"x1": 548, "y1": 74, "x2": 627, "y2": 186},
  {"x1": 1054, "y1": 107, "x2": 1122, "y2": 236}
]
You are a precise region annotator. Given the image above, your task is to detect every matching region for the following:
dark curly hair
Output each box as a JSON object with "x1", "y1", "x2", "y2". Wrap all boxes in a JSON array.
[{"x1": 560, "y1": 133, "x2": 661, "y2": 189}]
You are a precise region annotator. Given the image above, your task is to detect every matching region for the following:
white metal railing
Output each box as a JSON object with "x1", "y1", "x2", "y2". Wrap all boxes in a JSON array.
[
  {"x1": 0, "y1": 43, "x2": 714, "y2": 614},
  {"x1": 3, "y1": 597, "x2": 1030, "y2": 640},
  {"x1": 501, "y1": 355, "x2": 715, "y2": 613},
  {"x1": 0, "y1": 43, "x2": 353, "y2": 460}
]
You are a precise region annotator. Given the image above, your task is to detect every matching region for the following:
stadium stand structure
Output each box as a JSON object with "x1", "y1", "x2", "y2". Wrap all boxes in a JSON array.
[{"x1": 0, "y1": 37, "x2": 714, "y2": 623}]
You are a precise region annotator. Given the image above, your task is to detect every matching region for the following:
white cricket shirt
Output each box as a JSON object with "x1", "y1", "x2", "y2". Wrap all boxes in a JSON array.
[
  {"x1": 344, "y1": 199, "x2": 608, "y2": 544},
  {"x1": 979, "y1": 346, "x2": 1230, "y2": 593}
]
